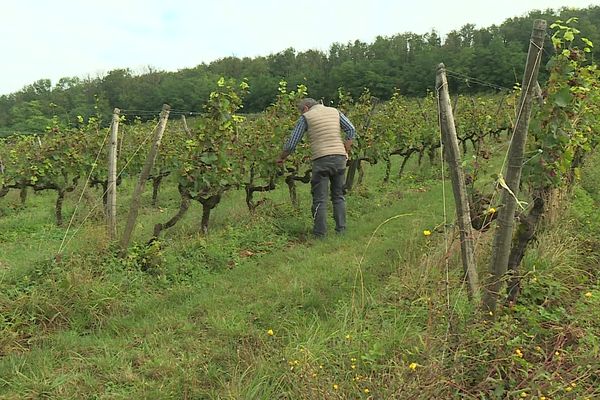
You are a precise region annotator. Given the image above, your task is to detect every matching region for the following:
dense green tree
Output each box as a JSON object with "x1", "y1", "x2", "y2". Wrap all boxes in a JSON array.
[
  {"x1": 9, "y1": 100, "x2": 54, "y2": 132},
  {"x1": 100, "y1": 69, "x2": 132, "y2": 108}
]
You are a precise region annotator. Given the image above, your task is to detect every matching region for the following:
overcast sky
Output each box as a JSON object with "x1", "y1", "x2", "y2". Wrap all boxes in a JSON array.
[{"x1": 1, "y1": 0, "x2": 598, "y2": 96}]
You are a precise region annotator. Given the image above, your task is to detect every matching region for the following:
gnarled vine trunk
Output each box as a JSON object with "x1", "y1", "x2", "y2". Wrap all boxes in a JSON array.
[
  {"x1": 198, "y1": 194, "x2": 222, "y2": 235},
  {"x1": 506, "y1": 195, "x2": 545, "y2": 304},
  {"x1": 153, "y1": 184, "x2": 192, "y2": 238}
]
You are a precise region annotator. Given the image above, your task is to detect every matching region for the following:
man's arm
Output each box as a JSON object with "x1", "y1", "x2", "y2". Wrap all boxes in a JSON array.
[
  {"x1": 276, "y1": 149, "x2": 291, "y2": 166},
  {"x1": 339, "y1": 112, "x2": 356, "y2": 155},
  {"x1": 277, "y1": 116, "x2": 307, "y2": 165}
]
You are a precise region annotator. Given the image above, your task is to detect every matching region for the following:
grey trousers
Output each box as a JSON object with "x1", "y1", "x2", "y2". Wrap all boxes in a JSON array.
[{"x1": 311, "y1": 155, "x2": 347, "y2": 237}]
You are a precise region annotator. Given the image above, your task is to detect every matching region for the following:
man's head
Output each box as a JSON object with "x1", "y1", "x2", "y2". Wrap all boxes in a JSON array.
[{"x1": 297, "y1": 98, "x2": 319, "y2": 114}]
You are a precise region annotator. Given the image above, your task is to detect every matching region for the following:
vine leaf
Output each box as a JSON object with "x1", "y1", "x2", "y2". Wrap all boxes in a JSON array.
[{"x1": 553, "y1": 87, "x2": 571, "y2": 108}]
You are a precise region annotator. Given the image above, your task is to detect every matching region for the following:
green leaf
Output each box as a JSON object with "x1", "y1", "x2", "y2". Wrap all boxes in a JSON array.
[
  {"x1": 563, "y1": 30, "x2": 575, "y2": 42},
  {"x1": 200, "y1": 153, "x2": 218, "y2": 164},
  {"x1": 553, "y1": 87, "x2": 572, "y2": 108},
  {"x1": 582, "y1": 37, "x2": 593, "y2": 47},
  {"x1": 552, "y1": 32, "x2": 564, "y2": 48}
]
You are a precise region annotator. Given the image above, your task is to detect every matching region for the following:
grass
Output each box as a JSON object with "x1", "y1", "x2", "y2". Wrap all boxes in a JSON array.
[{"x1": 1, "y1": 150, "x2": 599, "y2": 399}]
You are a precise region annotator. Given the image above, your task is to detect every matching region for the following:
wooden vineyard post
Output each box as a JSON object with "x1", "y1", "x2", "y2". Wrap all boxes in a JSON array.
[
  {"x1": 107, "y1": 108, "x2": 120, "y2": 241},
  {"x1": 436, "y1": 63, "x2": 480, "y2": 301},
  {"x1": 181, "y1": 114, "x2": 193, "y2": 137},
  {"x1": 120, "y1": 104, "x2": 171, "y2": 251},
  {"x1": 484, "y1": 20, "x2": 546, "y2": 314}
]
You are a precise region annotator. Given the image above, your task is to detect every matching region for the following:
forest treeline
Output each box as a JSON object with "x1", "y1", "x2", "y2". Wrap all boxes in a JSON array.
[{"x1": 0, "y1": 6, "x2": 598, "y2": 134}]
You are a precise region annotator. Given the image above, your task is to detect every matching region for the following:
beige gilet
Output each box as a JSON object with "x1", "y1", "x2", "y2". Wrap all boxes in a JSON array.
[{"x1": 303, "y1": 104, "x2": 347, "y2": 160}]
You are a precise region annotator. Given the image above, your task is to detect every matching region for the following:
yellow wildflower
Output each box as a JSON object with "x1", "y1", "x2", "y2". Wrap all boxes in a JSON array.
[
  {"x1": 267, "y1": 329, "x2": 274, "y2": 336},
  {"x1": 409, "y1": 362, "x2": 418, "y2": 370},
  {"x1": 364, "y1": 388, "x2": 370, "y2": 394},
  {"x1": 487, "y1": 207, "x2": 496, "y2": 214},
  {"x1": 585, "y1": 292, "x2": 592, "y2": 298},
  {"x1": 423, "y1": 230, "x2": 432, "y2": 236},
  {"x1": 515, "y1": 348, "x2": 523, "y2": 358},
  {"x1": 333, "y1": 384, "x2": 339, "y2": 390}
]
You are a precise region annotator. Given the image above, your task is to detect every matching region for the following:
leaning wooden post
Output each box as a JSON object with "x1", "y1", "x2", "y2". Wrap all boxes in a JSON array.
[
  {"x1": 436, "y1": 63, "x2": 479, "y2": 301},
  {"x1": 181, "y1": 114, "x2": 193, "y2": 138},
  {"x1": 484, "y1": 20, "x2": 546, "y2": 313},
  {"x1": 107, "y1": 108, "x2": 120, "y2": 241},
  {"x1": 120, "y1": 104, "x2": 171, "y2": 251}
]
